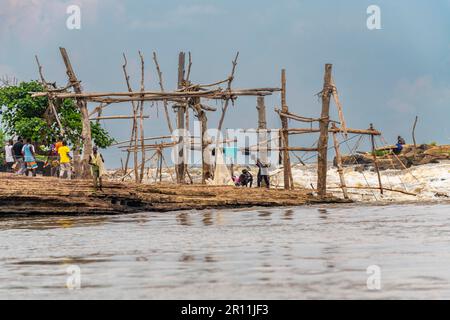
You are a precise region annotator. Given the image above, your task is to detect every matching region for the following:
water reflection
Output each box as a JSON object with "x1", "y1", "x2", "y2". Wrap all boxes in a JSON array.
[
  {"x1": 318, "y1": 208, "x2": 328, "y2": 220},
  {"x1": 0, "y1": 216, "x2": 109, "y2": 231},
  {"x1": 10, "y1": 256, "x2": 113, "y2": 266},
  {"x1": 202, "y1": 212, "x2": 213, "y2": 226},
  {"x1": 176, "y1": 212, "x2": 192, "y2": 226},
  {"x1": 204, "y1": 255, "x2": 217, "y2": 263},
  {"x1": 257, "y1": 210, "x2": 272, "y2": 220},
  {"x1": 283, "y1": 209, "x2": 294, "y2": 220},
  {"x1": 179, "y1": 254, "x2": 195, "y2": 263}
]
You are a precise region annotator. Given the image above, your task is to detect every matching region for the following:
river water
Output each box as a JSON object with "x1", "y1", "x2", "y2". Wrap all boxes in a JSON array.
[{"x1": 1, "y1": 203, "x2": 450, "y2": 300}]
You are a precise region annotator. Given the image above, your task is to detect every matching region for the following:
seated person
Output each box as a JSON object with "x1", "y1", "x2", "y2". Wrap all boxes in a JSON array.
[
  {"x1": 238, "y1": 169, "x2": 253, "y2": 187},
  {"x1": 394, "y1": 136, "x2": 406, "y2": 155}
]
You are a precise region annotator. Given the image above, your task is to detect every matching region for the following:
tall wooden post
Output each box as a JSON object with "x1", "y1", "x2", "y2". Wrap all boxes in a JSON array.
[
  {"x1": 257, "y1": 97, "x2": 267, "y2": 130},
  {"x1": 121, "y1": 53, "x2": 139, "y2": 182},
  {"x1": 257, "y1": 96, "x2": 269, "y2": 187},
  {"x1": 158, "y1": 148, "x2": 163, "y2": 183},
  {"x1": 331, "y1": 123, "x2": 349, "y2": 199},
  {"x1": 280, "y1": 69, "x2": 292, "y2": 190},
  {"x1": 317, "y1": 64, "x2": 333, "y2": 198},
  {"x1": 191, "y1": 99, "x2": 211, "y2": 184},
  {"x1": 59, "y1": 47, "x2": 92, "y2": 179},
  {"x1": 200, "y1": 109, "x2": 211, "y2": 183},
  {"x1": 176, "y1": 52, "x2": 186, "y2": 184},
  {"x1": 138, "y1": 51, "x2": 146, "y2": 183},
  {"x1": 370, "y1": 123, "x2": 384, "y2": 195}
]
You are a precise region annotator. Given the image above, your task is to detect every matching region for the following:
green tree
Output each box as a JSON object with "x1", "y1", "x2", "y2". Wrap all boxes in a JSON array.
[
  {"x1": 0, "y1": 81, "x2": 114, "y2": 150},
  {"x1": 0, "y1": 129, "x2": 5, "y2": 164}
]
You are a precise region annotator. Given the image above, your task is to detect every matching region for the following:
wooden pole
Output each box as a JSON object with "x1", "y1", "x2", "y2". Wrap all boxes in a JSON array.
[
  {"x1": 331, "y1": 124, "x2": 349, "y2": 199},
  {"x1": 90, "y1": 115, "x2": 149, "y2": 121},
  {"x1": 176, "y1": 52, "x2": 186, "y2": 184},
  {"x1": 412, "y1": 116, "x2": 418, "y2": 157},
  {"x1": 317, "y1": 64, "x2": 333, "y2": 198},
  {"x1": 214, "y1": 52, "x2": 239, "y2": 181},
  {"x1": 216, "y1": 52, "x2": 239, "y2": 134},
  {"x1": 152, "y1": 52, "x2": 174, "y2": 133},
  {"x1": 121, "y1": 53, "x2": 139, "y2": 182},
  {"x1": 192, "y1": 98, "x2": 211, "y2": 183},
  {"x1": 138, "y1": 51, "x2": 146, "y2": 183},
  {"x1": 59, "y1": 47, "x2": 92, "y2": 179},
  {"x1": 330, "y1": 76, "x2": 348, "y2": 137},
  {"x1": 257, "y1": 96, "x2": 270, "y2": 187},
  {"x1": 256, "y1": 97, "x2": 267, "y2": 129},
  {"x1": 157, "y1": 148, "x2": 163, "y2": 183},
  {"x1": 35, "y1": 55, "x2": 65, "y2": 135},
  {"x1": 370, "y1": 123, "x2": 384, "y2": 195},
  {"x1": 280, "y1": 69, "x2": 292, "y2": 190}
]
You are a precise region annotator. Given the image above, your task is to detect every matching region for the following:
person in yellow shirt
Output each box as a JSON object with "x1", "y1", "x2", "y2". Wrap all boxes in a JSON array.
[
  {"x1": 58, "y1": 141, "x2": 72, "y2": 180},
  {"x1": 54, "y1": 138, "x2": 63, "y2": 153}
]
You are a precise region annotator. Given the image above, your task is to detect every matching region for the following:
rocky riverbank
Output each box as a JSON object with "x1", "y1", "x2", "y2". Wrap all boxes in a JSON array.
[{"x1": 0, "y1": 173, "x2": 349, "y2": 215}]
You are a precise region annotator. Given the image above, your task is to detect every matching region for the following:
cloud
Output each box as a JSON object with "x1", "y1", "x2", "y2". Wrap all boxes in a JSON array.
[
  {"x1": 0, "y1": 0, "x2": 100, "y2": 42},
  {"x1": 387, "y1": 75, "x2": 450, "y2": 114}
]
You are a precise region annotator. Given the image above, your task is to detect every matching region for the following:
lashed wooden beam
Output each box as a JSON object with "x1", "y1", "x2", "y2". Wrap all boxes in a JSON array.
[{"x1": 90, "y1": 115, "x2": 150, "y2": 121}]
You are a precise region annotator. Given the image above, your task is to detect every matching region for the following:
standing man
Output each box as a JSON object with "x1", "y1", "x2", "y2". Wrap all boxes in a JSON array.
[
  {"x1": 12, "y1": 137, "x2": 25, "y2": 175},
  {"x1": 4, "y1": 139, "x2": 15, "y2": 172},
  {"x1": 256, "y1": 158, "x2": 270, "y2": 189},
  {"x1": 58, "y1": 141, "x2": 72, "y2": 180},
  {"x1": 89, "y1": 146, "x2": 105, "y2": 191},
  {"x1": 22, "y1": 139, "x2": 38, "y2": 177}
]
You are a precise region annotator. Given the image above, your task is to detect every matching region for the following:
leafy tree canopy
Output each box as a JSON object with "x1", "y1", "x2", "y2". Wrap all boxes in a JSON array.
[
  {"x1": 0, "y1": 128, "x2": 5, "y2": 163},
  {"x1": 0, "y1": 81, "x2": 114, "y2": 150}
]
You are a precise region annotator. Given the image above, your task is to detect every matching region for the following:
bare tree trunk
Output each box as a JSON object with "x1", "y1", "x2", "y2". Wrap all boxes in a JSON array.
[
  {"x1": 152, "y1": 52, "x2": 173, "y2": 133},
  {"x1": 121, "y1": 53, "x2": 139, "y2": 182},
  {"x1": 370, "y1": 124, "x2": 384, "y2": 195},
  {"x1": 59, "y1": 47, "x2": 92, "y2": 179},
  {"x1": 176, "y1": 52, "x2": 186, "y2": 184},
  {"x1": 199, "y1": 109, "x2": 211, "y2": 183},
  {"x1": 257, "y1": 96, "x2": 269, "y2": 187},
  {"x1": 72, "y1": 145, "x2": 82, "y2": 179},
  {"x1": 138, "y1": 51, "x2": 146, "y2": 183},
  {"x1": 280, "y1": 69, "x2": 292, "y2": 190},
  {"x1": 331, "y1": 126, "x2": 349, "y2": 199},
  {"x1": 412, "y1": 116, "x2": 418, "y2": 157},
  {"x1": 317, "y1": 64, "x2": 333, "y2": 198}
]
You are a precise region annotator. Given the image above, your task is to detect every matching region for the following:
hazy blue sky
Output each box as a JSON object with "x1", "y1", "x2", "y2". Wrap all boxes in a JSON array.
[{"x1": 1, "y1": 0, "x2": 450, "y2": 167}]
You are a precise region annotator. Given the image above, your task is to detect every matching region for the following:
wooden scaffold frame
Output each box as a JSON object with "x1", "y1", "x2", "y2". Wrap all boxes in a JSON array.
[{"x1": 33, "y1": 48, "x2": 281, "y2": 185}]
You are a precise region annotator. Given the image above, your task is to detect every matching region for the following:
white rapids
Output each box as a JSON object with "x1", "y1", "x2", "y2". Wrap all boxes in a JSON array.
[{"x1": 272, "y1": 160, "x2": 450, "y2": 202}]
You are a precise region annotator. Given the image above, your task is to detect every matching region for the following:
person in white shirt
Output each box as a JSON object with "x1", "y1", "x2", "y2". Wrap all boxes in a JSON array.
[{"x1": 4, "y1": 140, "x2": 15, "y2": 172}]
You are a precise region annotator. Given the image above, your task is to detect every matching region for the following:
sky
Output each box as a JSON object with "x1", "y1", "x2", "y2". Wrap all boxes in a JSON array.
[{"x1": 1, "y1": 0, "x2": 450, "y2": 168}]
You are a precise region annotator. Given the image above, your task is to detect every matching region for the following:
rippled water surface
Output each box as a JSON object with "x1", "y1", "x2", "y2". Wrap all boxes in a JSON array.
[{"x1": 1, "y1": 204, "x2": 450, "y2": 299}]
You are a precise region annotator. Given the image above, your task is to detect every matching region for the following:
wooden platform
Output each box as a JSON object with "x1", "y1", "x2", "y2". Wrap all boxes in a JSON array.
[{"x1": 0, "y1": 173, "x2": 349, "y2": 215}]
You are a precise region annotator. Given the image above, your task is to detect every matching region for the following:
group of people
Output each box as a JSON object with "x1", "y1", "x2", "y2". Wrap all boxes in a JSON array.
[
  {"x1": 3, "y1": 137, "x2": 106, "y2": 190},
  {"x1": 3, "y1": 137, "x2": 73, "y2": 179},
  {"x1": 233, "y1": 158, "x2": 271, "y2": 189},
  {"x1": 4, "y1": 138, "x2": 40, "y2": 177}
]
